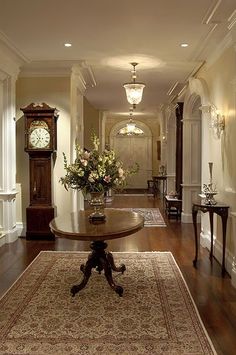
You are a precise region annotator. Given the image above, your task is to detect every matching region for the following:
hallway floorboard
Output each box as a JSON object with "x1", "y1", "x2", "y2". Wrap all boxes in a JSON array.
[{"x1": 0, "y1": 195, "x2": 235, "y2": 355}]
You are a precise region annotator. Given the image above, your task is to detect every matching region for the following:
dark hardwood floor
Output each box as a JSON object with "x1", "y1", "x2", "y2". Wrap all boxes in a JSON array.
[{"x1": 1, "y1": 194, "x2": 236, "y2": 355}]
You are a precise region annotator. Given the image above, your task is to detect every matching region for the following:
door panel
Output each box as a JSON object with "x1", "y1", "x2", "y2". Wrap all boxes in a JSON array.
[{"x1": 113, "y1": 136, "x2": 150, "y2": 188}]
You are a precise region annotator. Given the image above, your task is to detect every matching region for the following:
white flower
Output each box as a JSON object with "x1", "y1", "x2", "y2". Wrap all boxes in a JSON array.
[
  {"x1": 80, "y1": 159, "x2": 88, "y2": 166},
  {"x1": 118, "y1": 168, "x2": 124, "y2": 177}
]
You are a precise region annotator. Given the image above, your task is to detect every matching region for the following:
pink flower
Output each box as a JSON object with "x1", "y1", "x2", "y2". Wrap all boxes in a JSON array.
[
  {"x1": 80, "y1": 159, "x2": 88, "y2": 166},
  {"x1": 84, "y1": 151, "x2": 90, "y2": 159},
  {"x1": 104, "y1": 175, "x2": 111, "y2": 183}
]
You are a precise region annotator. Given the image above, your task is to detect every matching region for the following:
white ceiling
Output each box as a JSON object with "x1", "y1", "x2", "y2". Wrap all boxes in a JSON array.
[{"x1": 0, "y1": 0, "x2": 235, "y2": 118}]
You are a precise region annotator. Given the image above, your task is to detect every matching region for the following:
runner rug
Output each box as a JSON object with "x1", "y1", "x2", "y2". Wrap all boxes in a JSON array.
[
  {"x1": 0, "y1": 251, "x2": 216, "y2": 354},
  {"x1": 117, "y1": 207, "x2": 166, "y2": 227}
]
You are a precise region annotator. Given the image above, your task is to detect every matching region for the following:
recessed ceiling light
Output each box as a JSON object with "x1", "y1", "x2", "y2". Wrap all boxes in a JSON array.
[
  {"x1": 181, "y1": 43, "x2": 188, "y2": 47},
  {"x1": 64, "y1": 43, "x2": 72, "y2": 47}
]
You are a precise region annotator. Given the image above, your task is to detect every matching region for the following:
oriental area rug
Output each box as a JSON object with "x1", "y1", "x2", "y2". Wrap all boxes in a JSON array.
[
  {"x1": 117, "y1": 207, "x2": 166, "y2": 227},
  {"x1": 0, "y1": 251, "x2": 216, "y2": 355}
]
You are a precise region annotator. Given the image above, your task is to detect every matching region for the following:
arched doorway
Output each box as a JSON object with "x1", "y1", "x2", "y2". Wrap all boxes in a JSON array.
[
  {"x1": 110, "y1": 120, "x2": 152, "y2": 189},
  {"x1": 182, "y1": 77, "x2": 211, "y2": 223}
]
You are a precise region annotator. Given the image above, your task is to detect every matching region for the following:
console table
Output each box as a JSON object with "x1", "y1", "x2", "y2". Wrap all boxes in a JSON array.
[
  {"x1": 152, "y1": 175, "x2": 167, "y2": 198},
  {"x1": 50, "y1": 208, "x2": 144, "y2": 296},
  {"x1": 192, "y1": 200, "x2": 229, "y2": 275},
  {"x1": 165, "y1": 195, "x2": 182, "y2": 219}
]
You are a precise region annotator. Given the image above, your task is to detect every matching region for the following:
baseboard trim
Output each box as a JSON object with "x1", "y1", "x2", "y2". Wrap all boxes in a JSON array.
[
  {"x1": 181, "y1": 212, "x2": 201, "y2": 224},
  {"x1": 0, "y1": 229, "x2": 18, "y2": 247},
  {"x1": 200, "y1": 231, "x2": 235, "y2": 287},
  {"x1": 16, "y1": 222, "x2": 25, "y2": 237}
]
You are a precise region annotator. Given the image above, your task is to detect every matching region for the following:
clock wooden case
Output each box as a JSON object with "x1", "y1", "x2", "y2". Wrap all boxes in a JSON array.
[{"x1": 21, "y1": 103, "x2": 58, "y2": 240}]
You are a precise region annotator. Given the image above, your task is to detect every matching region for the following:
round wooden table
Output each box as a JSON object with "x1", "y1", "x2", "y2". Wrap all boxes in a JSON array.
[{"x1": 50, "y1": 208, "x2": 144, "y2": 296}]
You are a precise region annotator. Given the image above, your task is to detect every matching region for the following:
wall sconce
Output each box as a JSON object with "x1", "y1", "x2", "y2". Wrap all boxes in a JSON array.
[
  {"x1": 199, "y1": 104, "x2": 225, "y2": 139},
  {"x1": 210, "y1": 105, "x2": 225, "y2": 139}
]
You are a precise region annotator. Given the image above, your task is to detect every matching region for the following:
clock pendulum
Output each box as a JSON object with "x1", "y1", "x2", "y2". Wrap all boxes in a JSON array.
[{"x1": 21, "y1": 103, "x2": 58, "y2": 240}]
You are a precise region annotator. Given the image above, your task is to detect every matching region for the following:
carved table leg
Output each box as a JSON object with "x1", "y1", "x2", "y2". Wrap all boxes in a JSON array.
[
  {"x1": 71, "y1": 257, "x2": 94, "y2": 296},
  {"x1": 209, "y1": 211, "x2": 214, "y2": 260},
  {"x1": 107, "y1": 252, "x2": 126, "y2": 273},
  {"x1": 71, "y1": 240, "x2": 126, "y2": 297},
  {"x1": 100, "y1": 257, "x2": 124, "y2": 296},
  {"x1": 221, "y1": 211, "x2": 228, "y2": 276}
]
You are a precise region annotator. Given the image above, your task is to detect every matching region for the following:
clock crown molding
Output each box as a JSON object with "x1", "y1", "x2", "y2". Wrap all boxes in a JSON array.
[{"x1": 21, "y1": 102, "x2": 59, "y2": 117}]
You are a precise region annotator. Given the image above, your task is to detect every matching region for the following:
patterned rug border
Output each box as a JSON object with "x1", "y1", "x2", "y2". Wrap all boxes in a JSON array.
[
  {"x1": 107, "y1": 207, "x2": 166, "y2": 227},
  {"x1": 0, "y1": 251, "x2": 216, "y2": 355}
]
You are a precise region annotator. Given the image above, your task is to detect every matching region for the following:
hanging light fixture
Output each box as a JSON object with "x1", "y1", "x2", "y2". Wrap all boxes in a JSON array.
[
  {"x1": 123, "y1": 62, "x2": 145, "y2": 108},
  {"x1": 118, "y1": 109, "x2": 144, "y2": 136},
  {"x1": 126, "y1": 115, "x2": 136, "y2": 134},
  {"x1": 126, "y1": 108, "x2": 136, "y2": 134}
]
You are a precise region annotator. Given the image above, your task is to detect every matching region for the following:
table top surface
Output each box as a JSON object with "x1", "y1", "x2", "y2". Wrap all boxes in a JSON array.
[
  {"x1": 50, "y1": 208, "x2": 144, "y2": 241},
  {"x1": 193, "y1": 198, "x2": 229, "y2": 208}
]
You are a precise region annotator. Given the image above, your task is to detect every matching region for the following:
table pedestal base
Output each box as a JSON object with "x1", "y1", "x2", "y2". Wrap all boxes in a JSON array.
[{"x1": 71, "y1": 241, "x2": 126, "y2": 297}]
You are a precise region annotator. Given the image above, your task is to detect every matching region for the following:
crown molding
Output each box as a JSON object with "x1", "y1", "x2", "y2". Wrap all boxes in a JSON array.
[
  {"x1": 0, "y1": 31, "x2": 29, "y2": 63},
  {"x1": 205, "y1": 32, "x2": 233, "y2": 68},
  {"x1": 19, "y1": 60, "x2": 97, "y2": 88},
  {"x1": 228, "y1": 9, "x2": 236, "y2": 31},
  {"x1": 202, "y1": 0, "x2": 222, "y2": 25}
]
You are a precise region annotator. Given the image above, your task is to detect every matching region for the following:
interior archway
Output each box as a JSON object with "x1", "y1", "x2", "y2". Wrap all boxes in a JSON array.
[
  {"x1": 182, "y1": 77, "x2": 210, "y2": 223},
  {"x1": 110, "y1": 120, "x2": 152, "y2": 189}
]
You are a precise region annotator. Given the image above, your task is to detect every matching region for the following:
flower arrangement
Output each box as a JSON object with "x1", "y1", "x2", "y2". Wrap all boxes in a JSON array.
[{"x1": 60, "y1": 133, "x2": 138, "y2": 194}]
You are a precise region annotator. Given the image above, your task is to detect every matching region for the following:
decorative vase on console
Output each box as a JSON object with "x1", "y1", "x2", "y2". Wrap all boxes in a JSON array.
[{"x1": 202, "y1": 162, "x2": 218, "y2": 205}]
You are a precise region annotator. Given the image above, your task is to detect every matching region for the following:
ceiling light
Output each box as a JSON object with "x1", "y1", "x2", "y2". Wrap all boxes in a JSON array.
[
  {"x1": 123, "y1": 62, "x2": 145, "y2": 109},
  {"x1": 64, "y1": 43, "x2": 72, "y2": 47},
  {"x1": 126, "y1": 109, "x2": 136, "y2": 133},
  {"x1": 126, "y1": 115, "x2": 136, "y2": 133},
  {"x1": 181, "y1": 43, "x2": 188, "y2": 47},
  {"x1": 118, "y1": 109, "x2": 144, "y2": 136}
]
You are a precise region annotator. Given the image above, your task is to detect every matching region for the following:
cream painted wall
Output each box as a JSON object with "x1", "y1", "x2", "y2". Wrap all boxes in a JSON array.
[
  {"x1": 15, "y1": 77, "x2": 71, "y2": 229},
  {"x1": 105, "y1": 116, "x2": 160, "y2": 174},
  {"x1": 196, "y1": 46, "x2": 236, "y2": 254},
  {"x1": 83, "y1": 97, "x2": 99, "y2": 150}
]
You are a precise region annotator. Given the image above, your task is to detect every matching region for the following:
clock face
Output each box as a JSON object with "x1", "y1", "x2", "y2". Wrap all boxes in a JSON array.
[{"x1": 29, "y1": 127, "x2": 50, "y2": 149}]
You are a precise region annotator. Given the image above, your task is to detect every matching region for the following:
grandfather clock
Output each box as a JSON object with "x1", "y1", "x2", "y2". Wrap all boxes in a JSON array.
[{"x1": 21, "y1": 103, "x2": 58, "y2": 240}]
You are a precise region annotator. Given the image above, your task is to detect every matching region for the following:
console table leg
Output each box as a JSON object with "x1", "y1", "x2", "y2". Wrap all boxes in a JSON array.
[
  {"x1": 209, "y1": 211, "x2": 214, "y2": 260},
  {"x1": 192, "y1": 208, "x2": 198, "y2": 267},
  {"x1": 221, "y1": 214, "x2": 228, "y2": 276}
]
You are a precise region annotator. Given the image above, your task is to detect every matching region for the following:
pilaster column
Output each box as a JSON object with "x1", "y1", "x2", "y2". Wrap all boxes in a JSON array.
[
  {"x1": 182, "y1": 115, "x2": 201, "y2": 223},
  {"x1": 0, "y1": 70, "x2": 18, "y2": 244},
  {"x1": 99, "y1": 111, "x2": 107, "y2": 151},
  {"x1": 70, "y1": 64, "x2": 87, "y2": 212},
  {"x1": 159, "y1": 111, "x2": 167, "y2": 167},
  {"x1": 163, "y1": 105, "x2": 176, "y2": 193}
]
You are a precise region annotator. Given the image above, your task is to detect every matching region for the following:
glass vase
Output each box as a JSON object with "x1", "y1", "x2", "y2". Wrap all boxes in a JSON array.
[{"x1": 88, "y1": 191, "x2": 106, "y2": 221}]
